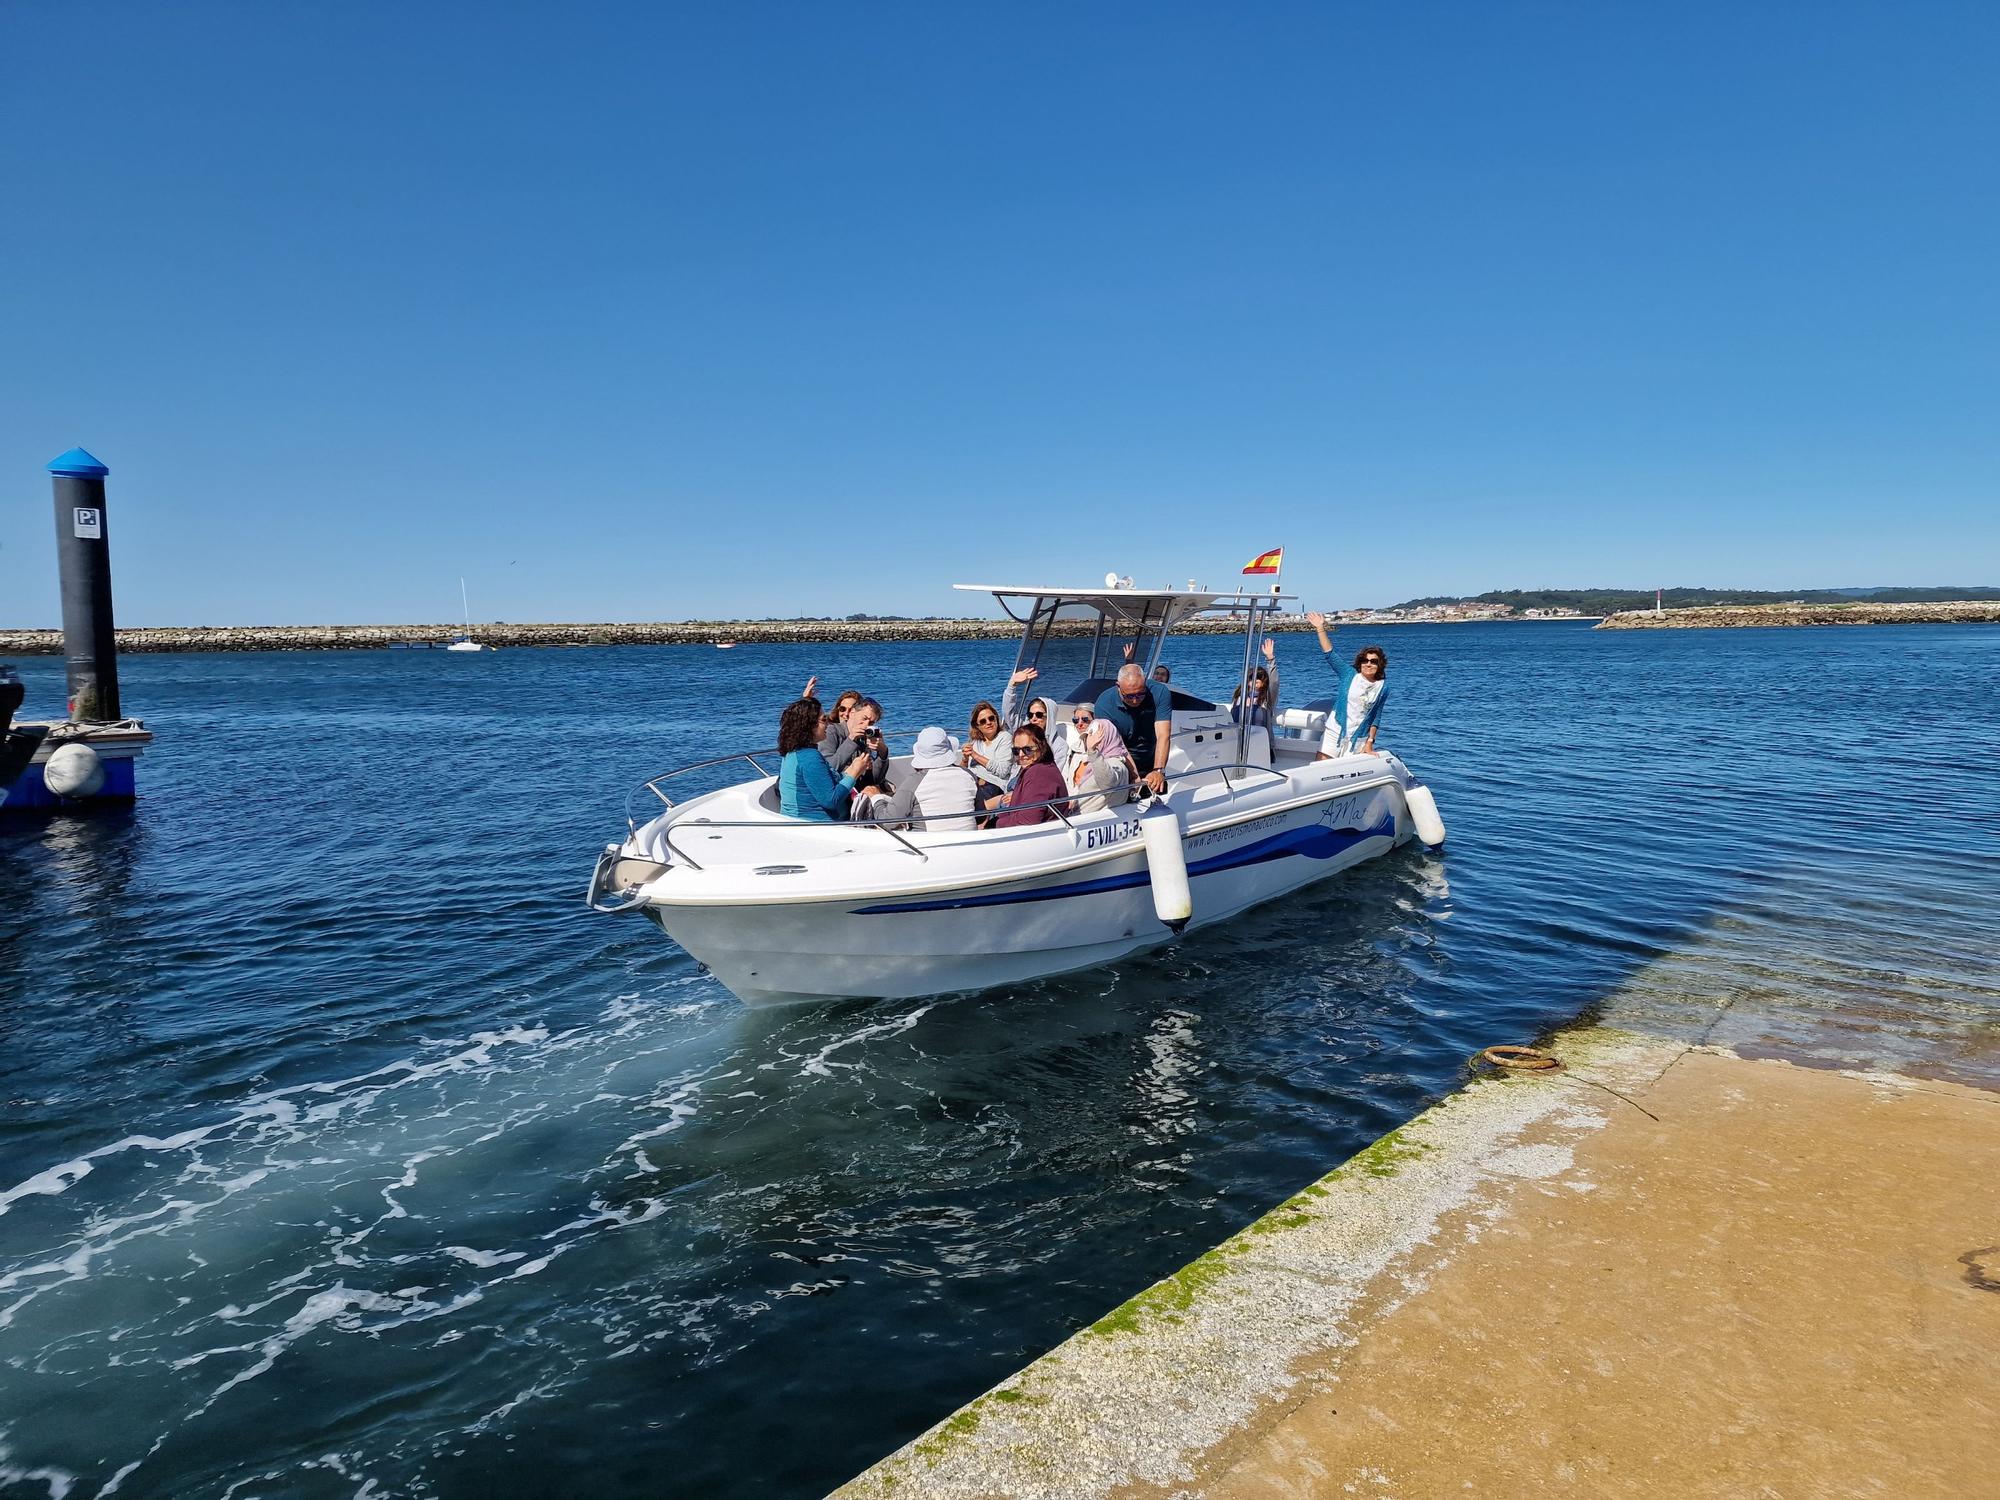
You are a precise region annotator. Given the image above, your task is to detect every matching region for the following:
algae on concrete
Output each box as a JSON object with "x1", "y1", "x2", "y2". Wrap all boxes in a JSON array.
[{"x1": 832, "y1": 1027, "x2": 1675, "y2": 1500}]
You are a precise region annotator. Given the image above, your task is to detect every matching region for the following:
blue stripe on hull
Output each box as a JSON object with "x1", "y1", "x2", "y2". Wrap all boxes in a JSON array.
[
  {"x1": 0, "y1": 756, "x2": 137, "y2": 813},
  {"x1": 852, "y1": 814, "x2": 1397, "y2": 915}
]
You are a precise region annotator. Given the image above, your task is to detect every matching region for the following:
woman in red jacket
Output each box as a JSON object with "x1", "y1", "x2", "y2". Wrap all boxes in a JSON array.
[{"x1": 994, "y1": 722, "x2": 1072, "y2": 828}]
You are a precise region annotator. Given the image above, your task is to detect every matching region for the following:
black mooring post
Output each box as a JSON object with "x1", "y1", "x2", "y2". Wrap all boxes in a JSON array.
[{"x1": 48, "y1": 447, "x2": 120, "y2": 722}]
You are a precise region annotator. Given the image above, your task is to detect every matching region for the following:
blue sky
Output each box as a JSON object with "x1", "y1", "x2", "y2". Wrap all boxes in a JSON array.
[{"x1": 3, "y1": 2, "x2": 1995, "y2": 625}]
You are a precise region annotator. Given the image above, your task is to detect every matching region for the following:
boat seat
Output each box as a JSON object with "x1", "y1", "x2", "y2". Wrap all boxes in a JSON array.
[{"x1": 1276, "y1": 703, "x2": 1330, "y2": 739}]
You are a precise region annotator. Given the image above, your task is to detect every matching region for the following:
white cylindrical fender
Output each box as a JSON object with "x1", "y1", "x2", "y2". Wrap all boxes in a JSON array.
[
  {"x1": 1140, "y1": 801, "x2": 1192, "y2": 932},
  {"x1": 1404, "y1": 782, "x2": 1446, "y2": 847},
  {"x1": 44, "y1": 742, "x2": 106, "y2": 798}
]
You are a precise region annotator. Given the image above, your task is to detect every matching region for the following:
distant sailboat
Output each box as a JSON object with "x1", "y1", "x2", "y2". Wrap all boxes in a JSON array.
[{"x1": 448, "y1": 578, "x2": 489, "y2": 652}]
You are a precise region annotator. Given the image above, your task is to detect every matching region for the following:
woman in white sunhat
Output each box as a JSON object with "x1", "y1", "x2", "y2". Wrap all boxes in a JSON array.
[{"x1": 863, "y1": 726, "x2": 980, "y2": 833}]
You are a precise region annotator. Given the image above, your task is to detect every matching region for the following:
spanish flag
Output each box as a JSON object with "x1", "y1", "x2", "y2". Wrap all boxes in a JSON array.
[{"x1": 1242, "y1": 547, "x2": 1283, "y2": 576}]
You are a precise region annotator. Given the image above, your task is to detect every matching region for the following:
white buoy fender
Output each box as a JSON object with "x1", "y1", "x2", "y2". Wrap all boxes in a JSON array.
[
  {"x1": 1404, "y1": 782, "x2": 1446, "y2": 846},
  {"x1": 1139, "y1": 802, "x2": 1192, "y2": 932},
  {"x1": 44, "y1": 742, "x2": 106, "y2": 798}
]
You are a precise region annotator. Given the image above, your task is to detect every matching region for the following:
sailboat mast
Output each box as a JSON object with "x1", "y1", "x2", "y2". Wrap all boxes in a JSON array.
[{"x1": 461, "y1": 577, "x2": 470, "y2": 629}]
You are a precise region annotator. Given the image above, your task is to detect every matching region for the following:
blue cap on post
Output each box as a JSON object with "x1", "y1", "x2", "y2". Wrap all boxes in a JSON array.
[{"x1": 48, "y1": 447, "x2": 110, "y2": 478}]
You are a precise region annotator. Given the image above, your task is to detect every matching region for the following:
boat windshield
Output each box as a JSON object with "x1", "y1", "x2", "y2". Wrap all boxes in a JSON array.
[
  {"x1": 954, "y1": 583, "x2": 1293, "y2": 759},
  {"x1": 1009, "y1": 594, "x2": 1184, "y2": 691}
]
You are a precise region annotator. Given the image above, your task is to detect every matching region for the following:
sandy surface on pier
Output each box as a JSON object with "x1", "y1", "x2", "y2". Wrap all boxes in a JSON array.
[
  {"x1": 836, "y1": 1031, "x2": 2000, "y2": 1499},
  {"x1": 1176, "y1": 1049, "x2": 1999, "y2": 1499}
]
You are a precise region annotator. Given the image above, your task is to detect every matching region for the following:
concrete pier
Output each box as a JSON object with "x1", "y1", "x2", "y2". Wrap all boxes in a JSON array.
[{"x1": 835, "y1": 1027, "x2": 1999, "y2": 1498}]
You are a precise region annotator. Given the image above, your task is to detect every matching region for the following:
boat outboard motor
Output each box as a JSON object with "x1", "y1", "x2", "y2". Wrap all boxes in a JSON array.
[{"x1": 1140, "y1": 800, "x2": 1192, "y2": 933}]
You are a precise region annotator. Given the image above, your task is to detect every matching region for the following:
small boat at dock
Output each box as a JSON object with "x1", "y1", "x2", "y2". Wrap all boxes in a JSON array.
[
  {"x1": 2, "y1": 669, "x2": 152, "y2": 812},
  {"x1": 586, "y1": 578, "x2": 1446, "y2": 1005}
]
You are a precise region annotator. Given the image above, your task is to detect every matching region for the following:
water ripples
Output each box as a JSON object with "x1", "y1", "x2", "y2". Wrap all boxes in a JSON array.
[{"x1": 1, "y1": 624, "x2": 1996, "y2": 1496}]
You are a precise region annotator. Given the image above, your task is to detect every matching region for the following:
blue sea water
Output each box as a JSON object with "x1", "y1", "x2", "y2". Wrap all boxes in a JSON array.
[{"x1": 1, "y1": 623, "x2": 1995, "y2": 1498}]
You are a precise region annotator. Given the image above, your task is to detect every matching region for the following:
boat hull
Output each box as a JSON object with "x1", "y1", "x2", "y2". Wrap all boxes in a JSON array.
[
  {"x1": 649, "y1": 779, "x2": 1411, "y2": 1005},
  {"x1": 1, "y1": 722, "x2": 150, "y2": 814}
]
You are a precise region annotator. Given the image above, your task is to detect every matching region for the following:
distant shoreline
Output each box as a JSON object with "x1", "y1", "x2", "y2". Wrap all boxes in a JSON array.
[
  {"x1": 14, "y1": 603, "x2": 1992, "y2": 652},
  {"x1": 0, "y1": 615, "x2": 1602, "y2": 655}
]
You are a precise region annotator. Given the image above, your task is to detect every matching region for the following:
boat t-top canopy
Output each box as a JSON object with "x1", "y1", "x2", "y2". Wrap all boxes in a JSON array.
[
  {"x1": 955, "y1": 582, "x2": 1294, "y2": 622},
  {"x1": 954, "y1": 581, "x2": 1293, "y2": 686}
]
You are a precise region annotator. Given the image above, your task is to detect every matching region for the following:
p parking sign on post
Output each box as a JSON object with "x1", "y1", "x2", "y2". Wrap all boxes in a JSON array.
[{"x1": 47, "y1": 447, "x2": 120, "y2": 722}]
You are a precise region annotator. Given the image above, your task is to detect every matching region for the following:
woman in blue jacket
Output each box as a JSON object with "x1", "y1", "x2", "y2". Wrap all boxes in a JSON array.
[
  {"x1": 778, "y1": 695, "x2": 878, "y2": 820},
  {"x1": 1305, "y1": 612, "x2": 1389, "y2": 759}
]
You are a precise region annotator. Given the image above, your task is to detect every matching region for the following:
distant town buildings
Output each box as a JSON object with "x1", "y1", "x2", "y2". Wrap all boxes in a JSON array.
[{"x1": 1325, "y1": 602, "x2": 1588, "y2": 625}]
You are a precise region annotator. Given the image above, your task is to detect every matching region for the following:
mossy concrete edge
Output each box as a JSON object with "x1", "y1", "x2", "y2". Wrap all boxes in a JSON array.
[{"x1": 830, "y1": 1024, "x2": 1684, "y2": 1500}]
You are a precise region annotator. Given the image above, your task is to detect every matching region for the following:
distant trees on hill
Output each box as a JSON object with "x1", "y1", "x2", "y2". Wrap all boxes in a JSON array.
[{"x1": 1389, "y1": 586, "x2": 2000, "y2": 614}]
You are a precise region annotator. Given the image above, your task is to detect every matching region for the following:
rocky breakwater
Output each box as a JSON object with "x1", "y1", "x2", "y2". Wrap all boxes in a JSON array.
[
  {"x1": 0, "y1": 616, "x2": 1308, "y2": 655},
  {"x1": 1597, "y1": 600, "x2": 2000, "y2": 630}
]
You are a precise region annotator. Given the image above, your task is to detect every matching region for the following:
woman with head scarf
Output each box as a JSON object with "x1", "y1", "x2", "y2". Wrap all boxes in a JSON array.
[{"x1": 1069, "y1": 716, "x2": 1135, "y2": 813}]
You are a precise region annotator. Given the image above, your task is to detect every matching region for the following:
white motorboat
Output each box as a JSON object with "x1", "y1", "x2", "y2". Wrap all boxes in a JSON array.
[{"x1": 586, "y1": 580, "x2": 1445, "y2": 1005}]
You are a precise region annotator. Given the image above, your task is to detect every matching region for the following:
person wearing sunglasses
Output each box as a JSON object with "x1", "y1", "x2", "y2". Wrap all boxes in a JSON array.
[
  {"x1": 962, "y1": 699, "x2": 1014, "y2": 811},
  {"x1": 998, "y1": 665, "x2": 1042, "y2": 730},
  {"x1": 1021, "y1": 697, "x2": 1072, "y2": 776},
  {"x1": 998, "y1": 669, "x2": 1078, "y2": 775},
  {"x1": 1230, "y1": 637, "x2": 1282, "y2": 757},
  {"x1": 1045, "y1": 701, "x2": 1093, "y2": 778},
  {"x1": 1069, "y1": 715, "x2": 1134, "y2": 813},
  {"x1": 993, "y1": 722, "x2": 1071, "y2": 828},
  {"x1": 1305, "y1": 612, "x2": 1389, "y2": 759},
  {"x1": 1092, "y1": 664, "x2": 1173, "y2": 795},
  {"x1": 814, "y1": 686, "x2": 869, "y2": 772}
]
